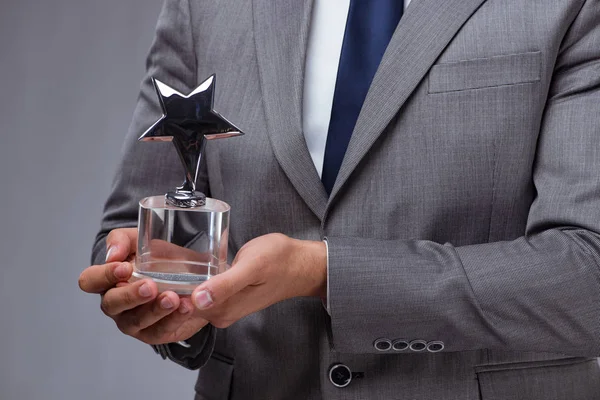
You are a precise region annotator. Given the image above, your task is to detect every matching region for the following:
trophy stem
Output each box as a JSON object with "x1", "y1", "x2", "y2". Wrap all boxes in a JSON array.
[{"x1": 179, "y1": 176, "x2": 196, "y2": 193}]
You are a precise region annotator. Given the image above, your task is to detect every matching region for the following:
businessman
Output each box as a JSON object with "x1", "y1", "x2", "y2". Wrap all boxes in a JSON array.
[{"x1": 79, "y1": 0, "x2": 600, "y2": 398}]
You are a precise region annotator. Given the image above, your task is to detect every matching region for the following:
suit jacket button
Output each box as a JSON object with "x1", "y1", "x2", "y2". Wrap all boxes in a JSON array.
[
  {"x1": 329, "y1": 364, "x2": 352, "y2": 388},
  {"x1": 409, "y1": 339, "x2": 427, "y2": 352},
  {"x1": 373, "y1": 338, "x2": 392, "y2": 351}
]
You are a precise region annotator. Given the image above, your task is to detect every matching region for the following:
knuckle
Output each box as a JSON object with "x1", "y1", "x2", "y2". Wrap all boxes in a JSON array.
[
  {"x1": 129, "y1": 313, "x2": 143, "y2": 330},
  {"x1": 211, "y1": 318, "x2": 232, "y2": 329},
  {"x1": 106, "y1": 230, "x2": 118, "y2": 246},
  {"x1": 250, "y1": 257, "x2": 268, "y2": 278},
  {"x1": 136, "y1": 335, "x2": 155, "y2": 345},
  {"x1": 256, "y1": 256, "x2": 268, "y2": 271},
  {"x1": 124, "y1": 228, "x2": 138, "y2": 240},
  {"x1": 151, "y1": 323, "x2": 168, "y2": 340},
  {"x1": 117, "y1": 321, "x2": 135, "y2": 336},
  {"x1": 78, "y1": 273, "x2": 88, "y2": 291},
  {"x1": 142, "y1": 332, "x2": 166, "y2": 346},
  {"x1": 271, "y1": 233, "x2": 287, "y2": 242},
  {"x1": 121, "y1": 288, "x2": 133, "y2": 304},
  {"x1": 122, "y1": 314, "x2": 143, "y2": 334},
  {"x1": 131, "y1": 333, "x2": 146, "y2": 343},
  {"x1": 107, "y1": 228, "x2": 124, "y2": 242},
  {"x1": 153, "y1": 295, "x2": 169, "y2": 312},
  {"x1": 115, "y1": 320, "x2": 127, "y2": 334},
  {"x1": 121, "y1": 286, "x2": 138, "y2": 305},
  {"x1": 100, "y1": 297, "x2": 112, "y2": 316},
  {"x1": 211, "y1": 284, "x2": 227, "y2": 304},
  {"x1": 104, "y1": 265, "x2": 117, "y2": 285}
]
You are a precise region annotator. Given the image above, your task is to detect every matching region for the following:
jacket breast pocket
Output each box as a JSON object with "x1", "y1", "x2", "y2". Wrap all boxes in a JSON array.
[
  {"x1": 194, "y1": 353, "x2": 234, "y2": 400},
  {"x1": 475, "y1": 357, "x2": 600, "y2": 400},
  {"x1": 428, "y1": 51, "x2": 541, "y2": 94}
]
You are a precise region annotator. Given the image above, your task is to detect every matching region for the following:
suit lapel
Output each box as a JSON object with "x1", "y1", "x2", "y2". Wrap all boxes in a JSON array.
[
  {"x1": 328, "y1": 0, "x2": 489, "y2": 205},
  {"x1": 253, "y1": 0, "x2": 329, "y2": 221}
]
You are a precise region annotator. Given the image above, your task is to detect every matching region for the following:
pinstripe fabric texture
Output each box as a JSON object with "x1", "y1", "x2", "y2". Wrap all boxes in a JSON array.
[{"x1": 93, "y1": 0, "x2": 600, "y2": 398}]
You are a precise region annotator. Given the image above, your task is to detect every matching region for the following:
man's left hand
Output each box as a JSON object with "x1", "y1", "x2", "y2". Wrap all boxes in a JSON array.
[{"x1": 191, "y1": 233, "x2": 327, "y2": 328}]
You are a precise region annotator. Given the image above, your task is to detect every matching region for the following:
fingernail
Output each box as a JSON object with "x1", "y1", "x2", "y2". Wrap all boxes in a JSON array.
[
  {"x1": 160, "y1": 297, "x2": 174, "y2": 309},
  {"x1": 178, "y1": 302, "x2": 191, "y2": 314},
  {"x1": 194, "y1": 290, "x2": 213, "y2": 309},
  {"x1": 114, "y1": 263, "x2": 130, "y2": 279},
  {"x1": 139, "y1": 283, "x2": 152, "y2": 298},
  {"x1": 105, "y1": 246, "x2": 116, "y2": 262}
]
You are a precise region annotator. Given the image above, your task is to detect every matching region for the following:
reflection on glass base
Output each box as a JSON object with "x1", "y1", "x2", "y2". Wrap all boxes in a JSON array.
[
  {"x1": 131, "y1": 261, "x2": 219, "y2": 295},
  {"x1": 136, "y1": 271, "x2": 210, "y2": 282},
  {"x1": 133, "y1": 195, "x2": 230, "y2": 295}
]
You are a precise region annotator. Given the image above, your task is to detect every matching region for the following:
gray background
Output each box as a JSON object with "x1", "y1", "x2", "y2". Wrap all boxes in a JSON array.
[{"x1": 0, "y1": 0, "x2": 197, "y2": 399}]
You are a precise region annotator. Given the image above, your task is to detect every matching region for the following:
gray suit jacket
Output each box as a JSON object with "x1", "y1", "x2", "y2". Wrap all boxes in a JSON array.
[{"x1": 93, "y1": 0, "x2": 600, "y2": 398}]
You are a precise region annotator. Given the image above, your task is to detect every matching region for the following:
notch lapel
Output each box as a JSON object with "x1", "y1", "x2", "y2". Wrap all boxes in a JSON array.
[
  {"x1": 253, "y1": 0, "x2": 329, "y2": 221},
  {"x1": 328, "y1": 0, "x2": 489, "y2": 205}
]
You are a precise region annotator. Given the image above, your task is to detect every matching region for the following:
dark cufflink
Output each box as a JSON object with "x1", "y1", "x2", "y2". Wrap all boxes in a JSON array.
[
  {"x1": 373, "y1": 338, "x2": 392, "y2": 351},
  {"x1": 392, "y1": 339, "x2": 410, "y2": 351},
  {"x1": 409, "y1": 339, "x2": 427, "y2": 352},
  {"x1": 426, "y1": 341, "x2": 445, "y2": 353}
]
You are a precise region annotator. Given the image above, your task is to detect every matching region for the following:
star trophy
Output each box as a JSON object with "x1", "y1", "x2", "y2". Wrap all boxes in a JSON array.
[{"x1": 130, "y1": 74, "x2": 243, "y2": 294}]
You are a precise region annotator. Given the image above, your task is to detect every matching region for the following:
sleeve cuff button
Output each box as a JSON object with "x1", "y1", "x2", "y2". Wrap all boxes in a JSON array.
[
  {"x1": 392, "y1": 339, "x2": 409, "y2": 351},
  {"x1": 426, "y1": 341, "x2": 445, "y2": 352},
  {"x1": 373, "y1": 338, "x2": 392, "y2": 351},
  {"x1": 409, "y1": 340, "x2": 427, "y2": 352}
]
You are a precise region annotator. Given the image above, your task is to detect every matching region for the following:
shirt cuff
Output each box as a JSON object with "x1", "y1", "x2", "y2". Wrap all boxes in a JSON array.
[{"x1": 324, "y1": 238, "x2": 331, "y2": 315}]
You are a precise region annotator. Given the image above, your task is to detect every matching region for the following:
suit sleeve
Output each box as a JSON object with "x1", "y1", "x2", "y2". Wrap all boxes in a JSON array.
[
  {"x1": 91, "y1": 0, "x2": 215, "y2": 370},
  {"x1": 327, "y1": 0, "x2": 600, "y2": 356}
]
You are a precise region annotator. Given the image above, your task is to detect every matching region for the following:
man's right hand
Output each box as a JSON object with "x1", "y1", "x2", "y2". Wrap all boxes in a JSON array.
[{"x1": 78, "y1": 228, "x2": 209, "y2": 345}]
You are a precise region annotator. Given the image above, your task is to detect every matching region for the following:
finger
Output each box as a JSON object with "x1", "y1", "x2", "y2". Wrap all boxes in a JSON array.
[
  {"x1": 138, "y1": 298, "x2": 209, "y2": 344},
  {"x1": 105, "y1": 228, "x2": 138, "y2": 263},
  {"x1": 100, "y1": 279, "x2": 157, "y2": 316},
  {"x1": 115, "y1": 291, "x2": 180, "y2": 336},
  {"x1": 79, "y1": 262, "x2": 133, "y2": 294},
  {"x1": 191, "y1": 264, "x2": 253, "y2": 310},
  {"x1": 147, "y1": 239, "x2": 213, "y2": 264}
]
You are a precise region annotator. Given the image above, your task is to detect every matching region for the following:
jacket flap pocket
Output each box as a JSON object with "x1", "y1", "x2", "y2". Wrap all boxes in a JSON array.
[
  {"x1": 194, "y1": 353, "x2": 234, "y2": 400},
  {"x1": 428, "y1": 51, "x2": 541, "y2": 94},
  {"x1": 474, "y1": 356, "x2": 591, "y2": 374},
  {"x1": 476, "y1": 358, "x2": 600, "y2": 400}
]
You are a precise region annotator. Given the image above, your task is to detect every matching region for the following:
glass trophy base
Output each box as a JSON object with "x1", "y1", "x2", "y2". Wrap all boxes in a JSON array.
[{"x1": 131, "y1": 195, "x2": 230, "y2": 295}]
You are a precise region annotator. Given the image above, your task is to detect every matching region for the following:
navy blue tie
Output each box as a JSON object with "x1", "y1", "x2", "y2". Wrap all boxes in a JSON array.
[{"x1": 321, "y1": 0, "x2": 403, "y2": 194}]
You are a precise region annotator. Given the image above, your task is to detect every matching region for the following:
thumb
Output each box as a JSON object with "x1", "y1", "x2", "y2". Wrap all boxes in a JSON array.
[
  {"x1": 105, "y1": 228, "x2": 138, "y2": 263},
  {"x1": 191, "y1": 264, "x2": 252, "y2": 310}
]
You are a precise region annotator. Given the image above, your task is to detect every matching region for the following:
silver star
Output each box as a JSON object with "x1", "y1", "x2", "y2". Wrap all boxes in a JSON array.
[{"x1": 140, "y1": 74, "x2": 243, "y2": 204}]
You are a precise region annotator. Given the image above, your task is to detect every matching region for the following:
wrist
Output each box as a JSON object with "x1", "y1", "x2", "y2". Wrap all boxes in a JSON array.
[{"x1": 293, "y1": 239, "x2": 327, "y2": 298}]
